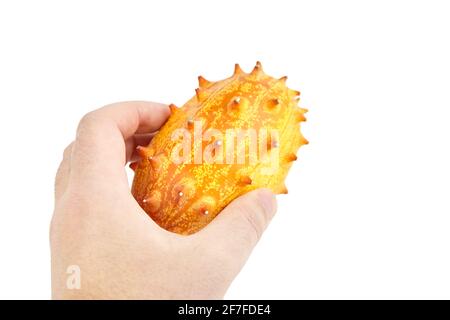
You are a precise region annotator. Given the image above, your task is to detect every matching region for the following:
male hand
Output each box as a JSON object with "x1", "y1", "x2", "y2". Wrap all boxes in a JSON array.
[{"x1": 51, "y1": 101, "x2": 277, "y2": 299}]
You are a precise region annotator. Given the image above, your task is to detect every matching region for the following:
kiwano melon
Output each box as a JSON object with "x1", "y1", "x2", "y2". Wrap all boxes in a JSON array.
[{"x1": 131, "y1": 62, "x2": 308, "y2": 235}]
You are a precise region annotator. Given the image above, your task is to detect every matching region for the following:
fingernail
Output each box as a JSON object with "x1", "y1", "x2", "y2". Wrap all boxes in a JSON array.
[{"x1": 257, "y1": 188, "x2": 277, "y2": 215}]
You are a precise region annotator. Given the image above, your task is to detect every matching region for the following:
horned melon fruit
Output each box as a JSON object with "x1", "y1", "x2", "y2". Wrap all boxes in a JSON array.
[{"x1": 131, "y1": 62, "x2": 308, "y2": 235}]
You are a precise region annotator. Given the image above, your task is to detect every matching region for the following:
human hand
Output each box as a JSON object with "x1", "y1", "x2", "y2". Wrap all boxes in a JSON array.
[{"x1": 50, "y1": 101, "x2": 277, "y2": 299}]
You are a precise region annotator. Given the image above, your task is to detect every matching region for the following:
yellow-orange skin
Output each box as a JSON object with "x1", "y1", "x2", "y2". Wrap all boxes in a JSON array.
[{"x1": 131, "y1": 63, "x2": 308, "y2": 235}]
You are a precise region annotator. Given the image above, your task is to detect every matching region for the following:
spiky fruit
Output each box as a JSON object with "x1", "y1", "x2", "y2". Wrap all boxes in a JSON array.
[{"x1": 131, "y1": 62, "x2": 308, "y2": 235}]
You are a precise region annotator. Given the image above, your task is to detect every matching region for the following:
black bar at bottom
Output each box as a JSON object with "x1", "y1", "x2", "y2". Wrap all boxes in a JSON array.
[{"x1": 0, "y1": 300, "x2": 447, "y2": 319}]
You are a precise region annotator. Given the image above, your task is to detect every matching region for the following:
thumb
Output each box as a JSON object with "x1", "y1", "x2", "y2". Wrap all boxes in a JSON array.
[{"x1": 197, "y1": 189, "x2": 277, "y2": 270}]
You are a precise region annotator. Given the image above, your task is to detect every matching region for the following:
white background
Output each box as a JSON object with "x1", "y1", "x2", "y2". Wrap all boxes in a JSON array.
[{"x1": 0, "y1": 0, "x2": 449, "y2": 299}]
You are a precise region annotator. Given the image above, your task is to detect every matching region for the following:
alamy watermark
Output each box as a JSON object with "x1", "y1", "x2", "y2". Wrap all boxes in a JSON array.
[
  {"x1": 169, "y1": 120, "x2": 280, "y2": 174},
  {"x1": 66, "y1": 265, "x2": 81, "y2": 290}
]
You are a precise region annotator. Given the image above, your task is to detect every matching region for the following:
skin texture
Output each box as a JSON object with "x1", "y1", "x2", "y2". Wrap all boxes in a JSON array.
[{"x1": 50, "y1": 101, "x2": 277, "y2": 299}]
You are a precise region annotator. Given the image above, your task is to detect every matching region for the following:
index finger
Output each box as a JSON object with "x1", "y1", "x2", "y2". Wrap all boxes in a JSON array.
[{"x1": 71, "y1": 101, "x2": 170, "y2": 185}]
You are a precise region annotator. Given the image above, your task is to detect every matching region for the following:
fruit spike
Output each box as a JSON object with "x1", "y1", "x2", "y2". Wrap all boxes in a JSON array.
[
  {"x1": 228, "y1": 96, "x2": 244, "y2": 111},
  {"x1": 286, "y1": 153, "x2": 298, "y2": 162},
  {"x1": 266, "y1": 135, "x2": 279, "y2": 150},
  {"x1": 295, "y1": 110, "x2": 307, "y2": 122},
  {"x1": 290, "y1": 89, "x2": 301, "y2": 97},
  {"x1": 268, "y1": 98, "x2": 281, "y2": 109},
  {"x1": 300, "y1": 136, "x2": 309, "y2": 145},
  {"x1": 234, "y1": 63, "x2": 243, "y2": 75},
  {"x1": 131, "y1": 62, "x2": 308, "y2": 235},
  {"x1": 198, "y1": 75, "x2": 212, "y2": 88},
  {"x1": 251, "y1": 61, "x2": 263, "y2": 75},
  {"x1": 142, "y1": 191, "x2": 161, "y2": 214},
  {"x1": 187, "y1": 117, "x2": 195, "y2": 130},
  {"x1": 136, "y1": 145, "x2": 148, "y2": 158},
  {"x1": 169, "y1": 104, "x2": 179, "y2": 114},
  {"x1": 195, "y1": 88, "x2": 206, "y2": 101},
  {"x1": 280, "y1": 185, "x2": 289, "y2": 194},
  {"x1": 239, "y1": 175, "x2": 253, "y2": 186},
  {"x1": 129, "y1": 162, "x2": 138, "y2": 171}
]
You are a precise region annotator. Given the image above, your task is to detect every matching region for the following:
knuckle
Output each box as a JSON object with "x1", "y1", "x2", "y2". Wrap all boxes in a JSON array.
[
  {"x1": 77, "y1": 112, "x2": 108, "y2": 136},
  {"x1": 76, "y1": 113, "x2": 97, "y2": 138},
  {"x1": 78, "y1": 111, "x2": 98, "y2": 127},
  {"x1": 76, "y1": 112, "x2": 111, "y2": 145}
]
